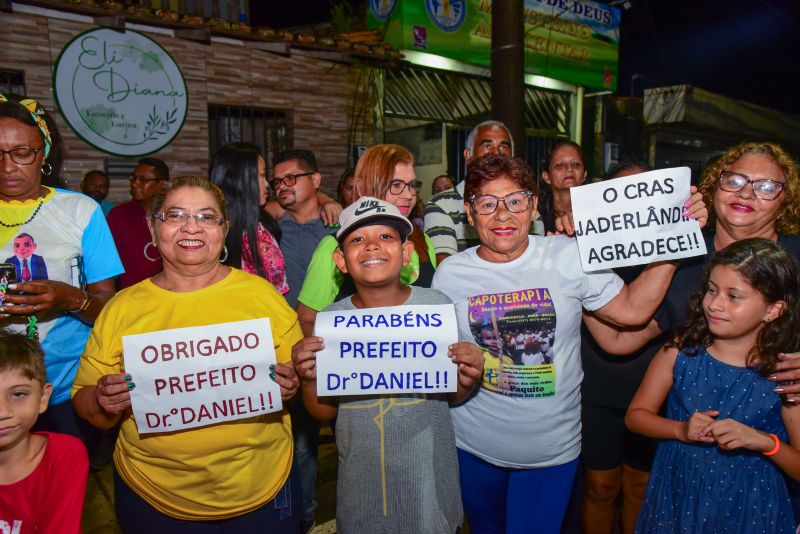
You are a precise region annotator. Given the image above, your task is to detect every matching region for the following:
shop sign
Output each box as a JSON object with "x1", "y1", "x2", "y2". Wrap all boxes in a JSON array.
[
  {"x1": 369, "y1": 0, "x2": 621, "y2": 90},
  {"x1": 53, "y1": 27, "x2": 188, "y2": 157}
]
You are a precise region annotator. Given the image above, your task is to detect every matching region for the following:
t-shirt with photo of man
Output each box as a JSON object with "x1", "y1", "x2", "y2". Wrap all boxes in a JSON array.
[{"x1": 4, "y1": 232, "x2": 49, "y2": 281}]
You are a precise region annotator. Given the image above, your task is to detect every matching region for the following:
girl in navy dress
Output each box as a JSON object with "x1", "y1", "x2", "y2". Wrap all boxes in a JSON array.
[{"x1": 627, "y1": 238, "x2": 800, "y2": 533}]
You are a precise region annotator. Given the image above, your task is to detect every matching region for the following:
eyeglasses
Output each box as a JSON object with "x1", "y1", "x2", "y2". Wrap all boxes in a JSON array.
[
  {"x1": 718, "y1": 171, "x2": 785, "y2": 201},
  {"x1": 130, "y1": 174, "x2": 165, "y2": 184},
  {"x1": 0, "y1": 146, "x2": 42, "y2": 165},
  {"x1": 388, "y1": 179, "x2": 422, "y2": 195},
  {"x1": 469, "y1": 191, "x2": 534, "y2": 215},
  {"x1": 153, "y1": 211, "x2": 225, "y2": 228},
  {"x1": 552, "y1": 161, "x2": 584, "y2": 172},
  {"x1": 270, "y1": 172, "x2": 314, "y2": 190}
]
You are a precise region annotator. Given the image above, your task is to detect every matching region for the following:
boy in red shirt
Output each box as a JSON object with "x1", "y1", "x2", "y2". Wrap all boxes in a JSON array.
[{"x1": 0, "y1": 331, "x2": 88, "y2": 533}]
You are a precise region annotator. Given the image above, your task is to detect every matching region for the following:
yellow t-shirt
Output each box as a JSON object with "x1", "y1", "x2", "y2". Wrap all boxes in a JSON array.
[{"x1": 71, "y1": 268, "x2": 302, "y2": 520}]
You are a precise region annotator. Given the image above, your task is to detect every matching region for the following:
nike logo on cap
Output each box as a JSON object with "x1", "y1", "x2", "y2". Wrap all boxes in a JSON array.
[{"x1": 353, "y1": 199, "x2": 387, "y2": 216}]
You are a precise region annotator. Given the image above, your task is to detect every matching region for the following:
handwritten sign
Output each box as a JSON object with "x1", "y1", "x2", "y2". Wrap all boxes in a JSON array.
[
  {"x1": 53, "y1": 27, "x2": 188, "y2": 157},
  {"x1": 123, "y1": 319, "x2": 281, "y2": 434},
  {"x1": 570, "y1": 167, "x2": 707, "y2": 271},
  {"x1": 315, "y1": 304, "x2": 459, "y2": 396}
]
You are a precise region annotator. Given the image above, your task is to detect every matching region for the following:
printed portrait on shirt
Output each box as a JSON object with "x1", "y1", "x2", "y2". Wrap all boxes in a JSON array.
[{"x1": 4, "y1": 233, "x2": 49, "y2": 282}]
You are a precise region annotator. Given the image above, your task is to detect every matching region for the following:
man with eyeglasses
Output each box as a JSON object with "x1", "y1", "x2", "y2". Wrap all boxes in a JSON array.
[
  {"x1": 271, "y1": 148, "x2": 335, "y2": 534},
  {"x1": 106, "y1": 157, "x2": 170, "y2": 288},
  {"x1": 424, "y1": 120, "x2": 544, "y2": 264}
]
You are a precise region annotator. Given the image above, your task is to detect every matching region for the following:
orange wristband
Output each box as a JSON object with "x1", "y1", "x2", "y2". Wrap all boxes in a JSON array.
[{"x1": 763, "y1": 433, "x2": 781, "y2": 456}]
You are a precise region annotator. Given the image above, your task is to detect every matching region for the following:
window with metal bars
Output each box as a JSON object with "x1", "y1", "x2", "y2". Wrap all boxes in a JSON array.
[
  {"x1": 0, "y1": 69, "x2": 25, "y2": 97},
  {"x1": 208, "y1": 105, "x2": 290, "y2": 170}
]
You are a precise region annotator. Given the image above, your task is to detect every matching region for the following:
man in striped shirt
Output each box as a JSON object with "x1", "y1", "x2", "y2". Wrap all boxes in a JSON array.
[{"x1": 424, "y1": 120, "x2": 543, "y2": 264}]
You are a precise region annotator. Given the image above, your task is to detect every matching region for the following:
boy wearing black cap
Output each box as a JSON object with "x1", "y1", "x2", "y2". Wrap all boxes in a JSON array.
[{"x1": 292, "y1": 197, "x2": 482, "y2": 533}]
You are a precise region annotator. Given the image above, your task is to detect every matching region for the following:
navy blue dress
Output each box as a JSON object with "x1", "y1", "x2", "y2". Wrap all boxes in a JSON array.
[{"x1": 636, "y1": 348, "x2": 796, "y2": 533}]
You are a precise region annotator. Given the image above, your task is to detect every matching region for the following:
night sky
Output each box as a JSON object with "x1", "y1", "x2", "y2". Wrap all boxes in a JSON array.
[
  {"x1": 256, "y1": 1, "x2": 800, "y2": 116},
  {"x1": 618, "y1": 0, "x2": 800, "y2": 115}
]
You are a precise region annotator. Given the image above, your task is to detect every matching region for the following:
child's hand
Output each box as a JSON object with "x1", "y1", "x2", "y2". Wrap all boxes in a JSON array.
[
  {"x1": 705, "y1": 418, "x2": 778, "y2": 452},
  {"x1": 270, "y1": 363, "x2": 299, "y2": 401},
  {"x1": 449, "y1": 342, "x2": 484, "y2": 390},
  {"x1": 292, "y1": 336, "x2": 324, "y2": 382},
  {"x1": 682, "y1": 410, "x2": 718, "y2": 443},
  {"x1": 95, "y1": 373, "x2": 134, "y2": 415}
]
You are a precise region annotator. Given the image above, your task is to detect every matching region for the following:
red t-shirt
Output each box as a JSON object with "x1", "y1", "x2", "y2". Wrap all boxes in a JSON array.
[
  {"x1": 0, "y1": 432, "x2": 88, "y2": 533},
  {"x1": 107, "y1": 200, "x2": 163, "y2": 288}
]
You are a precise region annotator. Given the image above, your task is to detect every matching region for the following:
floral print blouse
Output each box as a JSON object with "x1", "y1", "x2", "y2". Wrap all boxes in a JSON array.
[{"x1": 241, "y1": 223, "x2": 289, "y2": 295}]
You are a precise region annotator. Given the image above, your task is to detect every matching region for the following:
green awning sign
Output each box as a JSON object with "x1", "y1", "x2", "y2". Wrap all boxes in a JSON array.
[
  {"x1": 53, "y1": 27, "x2": 188, "y2": 157},
  {"x1": 369, "y1": 0, "x2": 621, "y2": 91}
]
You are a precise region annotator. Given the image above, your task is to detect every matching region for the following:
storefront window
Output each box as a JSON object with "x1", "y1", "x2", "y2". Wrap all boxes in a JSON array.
[
  {"x1": 0, "y1": 69, "x2": 25, "y2": 97},
  {"x1": 208, "y1": 105, "x2": 290, "y2": 169}
]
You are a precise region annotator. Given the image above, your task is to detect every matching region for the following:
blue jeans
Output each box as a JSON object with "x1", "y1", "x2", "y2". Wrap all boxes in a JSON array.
[
  {"x1": 458, "y1": 448, "x2": 578, "y2": 534},
  {"x1": 114, "y1": 467, "x2": 301, "y2": 533},
  {"x1": 289, "y1": 399, "x2": 320, "y2": 528}
]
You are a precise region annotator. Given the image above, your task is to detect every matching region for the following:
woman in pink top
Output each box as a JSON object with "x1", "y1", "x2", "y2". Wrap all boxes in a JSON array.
[{"x1": 210, "y1": 143, "x2": 288, "y2": 294}]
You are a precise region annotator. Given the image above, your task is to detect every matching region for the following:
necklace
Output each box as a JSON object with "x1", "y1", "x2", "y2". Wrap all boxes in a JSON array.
[{"x1": 0, "y1": 190, "x2": 45, "y2": 228}]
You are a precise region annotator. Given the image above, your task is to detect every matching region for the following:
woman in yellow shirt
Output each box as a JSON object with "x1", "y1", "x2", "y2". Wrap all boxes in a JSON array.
[{"x1": 72, "y1": 176, "x2": 302, "y2": 531}]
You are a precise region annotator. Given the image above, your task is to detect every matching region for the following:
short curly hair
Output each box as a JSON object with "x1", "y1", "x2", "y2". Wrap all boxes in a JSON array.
[
  {"x1": 699, "y1": 142, "x2": 800, "y2": 235},
  {"x1": 464, "y1": 154, "x2": 537, "y2": 201}
]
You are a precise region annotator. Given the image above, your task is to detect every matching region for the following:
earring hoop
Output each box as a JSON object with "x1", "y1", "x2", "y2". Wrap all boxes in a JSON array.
[
  {"x1": 219, "y1": 246, "x2": 228, "y2": 263},
  {"x1": 40, "y1": 162, "x2": 53, "y2": 176},
  {"x1": 143, "y1": 242, "x2": 160, "y2": 262}
]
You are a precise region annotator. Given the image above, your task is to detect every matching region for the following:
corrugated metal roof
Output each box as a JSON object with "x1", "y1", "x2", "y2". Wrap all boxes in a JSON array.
[{"x1": 384, "y1": 63, "x2": 569, "y2": 136}]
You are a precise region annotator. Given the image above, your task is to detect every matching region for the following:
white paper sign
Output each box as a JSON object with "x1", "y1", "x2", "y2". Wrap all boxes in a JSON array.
[
  {"x1": 315, "y1": 304, "x2": 459, "y2": 396},
  {"x1": 570, "y1": 167, "x2": 707, "y2": 272},
  {"x1": 123, "y1": 318, "x2": 282, "y2": 434}
]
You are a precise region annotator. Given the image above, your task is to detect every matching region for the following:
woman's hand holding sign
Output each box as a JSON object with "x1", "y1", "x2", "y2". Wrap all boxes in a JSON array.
[
  {"x1": 683, "y1": 186, "x2": 708, "y2": 228},
  {"x1": 96, "y1": 373, "x2": 134, "y2": 414},
  {"x1": 553, "y1": 185, "x2": 708, "y2": 238},
  {"x1": 73, "y1": 372, "x2": 135, "y2": 429},
  {"x1": 270, "y1": 363, "x2": 299, "y2": 401},
  {"x1": 448, "y1": 342, "x2": 484, "y2": 403}
]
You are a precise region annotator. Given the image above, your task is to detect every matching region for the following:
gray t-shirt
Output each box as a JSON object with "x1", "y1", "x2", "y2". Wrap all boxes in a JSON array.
[
  {"x1": 277, "y1": 212, "x2": 334, "y2": 307},
  {"x1": 326, "y1": 286, "x2": 463, "y2": 534}
]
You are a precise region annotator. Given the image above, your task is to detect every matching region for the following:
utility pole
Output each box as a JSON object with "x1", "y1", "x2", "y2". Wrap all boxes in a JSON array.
[{"x1": 491, "y1": 0, "x2": 525, "y2": 160}]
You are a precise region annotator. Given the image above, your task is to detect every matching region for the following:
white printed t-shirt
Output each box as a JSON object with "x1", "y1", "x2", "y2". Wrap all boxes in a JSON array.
[
  {"x1": 0, "y1": 189, "x2": 123, "y2": 404},
  {"x1": 432, "y1": 235, "x2": 622, "y2": 468}
]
